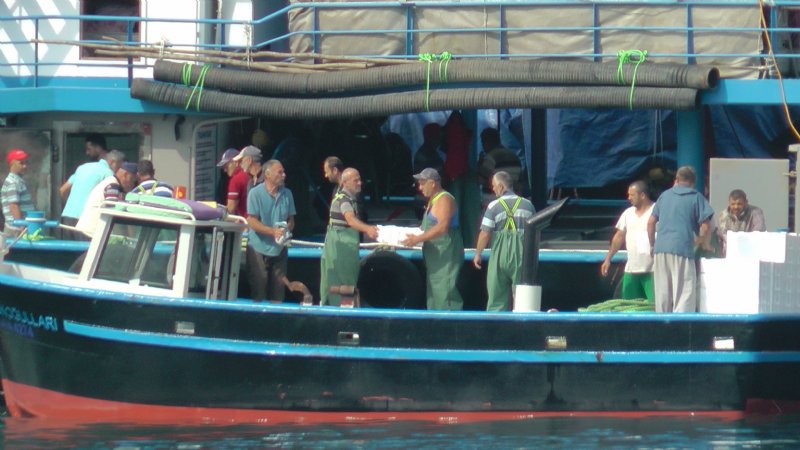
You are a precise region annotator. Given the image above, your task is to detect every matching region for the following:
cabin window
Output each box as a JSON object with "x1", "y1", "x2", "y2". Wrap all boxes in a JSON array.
[
  {"x1": 94, "y1": 219, "x2": 178, "y2": 288},
  {"x1": 80, "y1": 0, "x2": 141, "y2": 59},
  {"x1": 186, "y1": 228, "x2": 238, "y2": 299},
  {"x1": 140, "y1": 229, "x2": 179, "y2": 288},
  {"x1": 188, "y1": 228, "x2": 214, "y2": 294},
  {"x1": 217, "y1": 231, "x2": 239, "y2": 299}
]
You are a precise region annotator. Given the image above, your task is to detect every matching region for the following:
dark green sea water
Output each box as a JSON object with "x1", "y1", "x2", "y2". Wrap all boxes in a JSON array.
[{"x1": 1, "y1": 413, "x2": 799, "y2": 449}]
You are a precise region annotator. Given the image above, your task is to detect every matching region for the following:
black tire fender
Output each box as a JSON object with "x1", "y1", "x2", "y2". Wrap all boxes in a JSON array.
[{"x1": 358, "y1": 250, "x2": 425, "y2": 309}]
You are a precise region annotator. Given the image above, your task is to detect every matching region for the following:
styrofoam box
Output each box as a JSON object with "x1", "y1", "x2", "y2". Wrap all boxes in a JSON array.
[
  {"x1": 700, "y1": 232, "x2": 800, "y2": 313},
  {"x1": 699, "y1": 257, "x2": 761, "y2": 314}
]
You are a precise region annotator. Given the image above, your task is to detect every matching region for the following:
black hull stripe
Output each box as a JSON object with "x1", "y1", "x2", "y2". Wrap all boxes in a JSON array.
[
  {"x1": 5, "y1": 272, "x2": 800, "y2": 323},
  {"x1": 64, "y1": 320, "x2": 800, "y2": 364}
]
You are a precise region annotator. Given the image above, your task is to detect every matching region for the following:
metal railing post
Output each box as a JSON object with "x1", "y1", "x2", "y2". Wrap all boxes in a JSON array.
[
  {"x1": 406, "y1": 4, "x2": 414, "y2": 57},
  {"x1": 592, "y1": 3, "x2": 600, "y2": 62},
  {"x1": 34, "y1": 18, "x2": 39, "y2": 87},
  {"x1": 127, "y1": 20, "x2": 134, "y2": 87},
  {"x1": 686, "y1": 4, "x2": 695, "y2": 65},
  {"x1": 770, "y1": 3, "x2": 778, "y2": 64},
  {"x1": 499, "y1": 5, "x2": 507, "y2": 59},
  {"x1": 313, "y1": 5, "x2": 320, "y2": 55}
]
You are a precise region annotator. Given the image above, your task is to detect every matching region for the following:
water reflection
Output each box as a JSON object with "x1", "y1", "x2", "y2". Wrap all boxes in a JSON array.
[{"x1": 2, "y1": 414, "x2": 799, "y2": 449}]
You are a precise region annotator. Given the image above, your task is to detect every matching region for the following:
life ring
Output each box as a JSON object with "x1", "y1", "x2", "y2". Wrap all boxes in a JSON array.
[{"x1": 358, "y1": 251, "x2": 425, "y2": 309}]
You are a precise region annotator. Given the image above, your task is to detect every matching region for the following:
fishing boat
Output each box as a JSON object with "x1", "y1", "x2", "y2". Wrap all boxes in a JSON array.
[
  {"x1": 3, "y1": 0, "x2": 800, "y2": 422},
  {"x1": 1, "y1": 195, "x2": 800, "y2": 422}
]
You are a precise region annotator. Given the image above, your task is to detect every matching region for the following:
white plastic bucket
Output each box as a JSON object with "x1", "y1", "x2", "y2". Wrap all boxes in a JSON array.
[{"x1": 513, "y1": 284, "x2": 542, "y2": 312}]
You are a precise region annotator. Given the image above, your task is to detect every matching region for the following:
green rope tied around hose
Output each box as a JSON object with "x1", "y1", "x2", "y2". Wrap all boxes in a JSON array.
[
  {"x1": 419, "y1": 53, "x2": 434, "y2": 111},
  {"x1": 438, "y1": 51, "x2": 452, "y2": 82},
  {"x1": 181, "y1": 63, "x2": 211, "y2": 111},
  {"x1": 418, "y1": 52, "x2": 453, "y2": 111},
  {"x1": 616, "y1": 49, "x2": 647, "y2": 110}
]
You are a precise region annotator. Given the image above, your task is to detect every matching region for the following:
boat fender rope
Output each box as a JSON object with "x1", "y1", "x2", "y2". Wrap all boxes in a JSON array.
[
  {"x1": 616, "y1": 49, "x2": 647, "y2": 110},
  {"x1": 182, "y1": 63, "x2": 211, "y2": 111}
]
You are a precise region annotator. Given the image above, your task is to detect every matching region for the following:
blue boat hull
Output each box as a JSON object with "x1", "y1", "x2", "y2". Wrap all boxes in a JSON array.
[{"x1": 1, "y1": 272, "x2": 799, "y2": 420}]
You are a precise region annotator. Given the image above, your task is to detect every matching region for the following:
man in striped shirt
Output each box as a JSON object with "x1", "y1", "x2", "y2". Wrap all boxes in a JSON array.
[
  {"x1": 2, "y1": 149, "x2": 34, "y2": 236},
  {"x1": 133, "y1": 159, "x2": 174, "y2": 198},
  {"x1": 473, "y1": 171, "x2": 536, "y2": 311}
]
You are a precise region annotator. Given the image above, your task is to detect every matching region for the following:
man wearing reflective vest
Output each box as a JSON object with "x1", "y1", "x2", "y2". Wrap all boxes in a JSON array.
[
  {"x1": 319, "y1": 168, "x2": 378, "y2": 306},
  {"x1": 473, "y1": 171, "x2": 536, "y2": 311}
]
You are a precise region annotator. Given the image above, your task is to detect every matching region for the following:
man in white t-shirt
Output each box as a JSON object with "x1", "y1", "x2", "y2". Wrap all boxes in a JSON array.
[{"x1": 601, "y1": 180, "x2": 655, "y2": 301}]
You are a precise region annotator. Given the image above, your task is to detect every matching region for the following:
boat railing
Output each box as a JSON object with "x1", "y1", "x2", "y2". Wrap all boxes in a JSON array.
[
  {"x1": 4, "y1": 0, "x2": 800, "y2": 90},
  {"x1": 100, "y1": 200, "x2": 197, "y2": 222}
]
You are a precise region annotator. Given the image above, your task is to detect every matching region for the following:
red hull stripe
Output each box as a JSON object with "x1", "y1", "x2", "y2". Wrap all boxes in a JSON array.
[{"x1": 7, "y1": 379, "x2": 797, "y2": 424}]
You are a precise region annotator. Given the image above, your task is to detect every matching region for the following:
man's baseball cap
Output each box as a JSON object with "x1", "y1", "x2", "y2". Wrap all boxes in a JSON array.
[
  {"x1": 233, "y1": 145, "x2": 262, "y2": 161},
  {"x1": 413, "y1": 167, "x2": 441, "y2": 183},
  {"x1": 121, "y1": 162, "x2": 138, "y2": 175},
  {"x1": 6, "y1": 148, "x2": 28, "y2": 164},
  {"x1": 216, "y1": 148, "x2": 239, "y2": 167}
]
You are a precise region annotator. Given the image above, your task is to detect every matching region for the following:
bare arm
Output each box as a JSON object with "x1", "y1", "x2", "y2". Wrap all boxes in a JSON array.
[
  {"x1": 601, "y1": 229, "x2": 625, "y2": 276},
  {"x1": 344, "y1": 210, "x2": 378, "y2": 239},
  {"x1": 287, "y1": 215, "x2": 295, "y2": 232},
  {"x1": 647, "y1": 215, "x2": 657, "y2": 255},
  {"x1": 9, "y1": 202, "x2": 23, "y2": 221},
  {"x1": 472, "y1": 230, "x2": 492, "y2": 269},
  {"x1": 403, "y1": 194, "x2": 454, "y2": 246},
  {"x1": 59, "y1": 181, "x2": 72, "y2": 202},
  {"x1": 247, "y1": 216, "x2": 279, "y2": 238},
  {"x1": 226, "y1": 199, "x2": 238, "y2": 214},
  {"x1": 695, "y1": 219, "x2": 712, "y2": 250}
]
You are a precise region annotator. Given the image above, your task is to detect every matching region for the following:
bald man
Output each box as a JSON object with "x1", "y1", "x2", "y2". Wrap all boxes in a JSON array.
[{"x1": 319, "y1": 168, "x2": 378, "y2": 306}]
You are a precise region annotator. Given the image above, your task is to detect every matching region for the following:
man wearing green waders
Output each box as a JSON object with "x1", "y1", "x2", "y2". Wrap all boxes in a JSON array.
[
  {"x1": 320, "y1": 168, "x2": 378, "y2": 306},
  {"x1": 473, "y1": 171, "x2": 535, "y2": 311},
  {"x1": 402, "y1": 168, "x2": 464, "y2": 310}
]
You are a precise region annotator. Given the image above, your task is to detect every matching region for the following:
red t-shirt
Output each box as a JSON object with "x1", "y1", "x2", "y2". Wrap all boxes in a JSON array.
[{"x1": 226, "y1": 168, "x2": 249, "y2": 216}]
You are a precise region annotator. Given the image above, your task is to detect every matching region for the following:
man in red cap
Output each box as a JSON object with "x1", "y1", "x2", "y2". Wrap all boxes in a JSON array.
[{"x1": 2, "y1": 149, "x2": 35, "y2": 236}]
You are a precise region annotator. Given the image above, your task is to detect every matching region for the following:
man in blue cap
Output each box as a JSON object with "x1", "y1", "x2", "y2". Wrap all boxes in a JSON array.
[{"x1": 216, "y1": 148, "x2": 239, "y2": 205}]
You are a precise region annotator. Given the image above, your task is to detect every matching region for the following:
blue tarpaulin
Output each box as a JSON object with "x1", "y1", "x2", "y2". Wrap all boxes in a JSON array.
[
  {"x1": 547, "y1": 109, "x2": 676, "y2": 188},
  {"x1": 548, "y1": 105, "x2": 798, "y2": 188}
]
